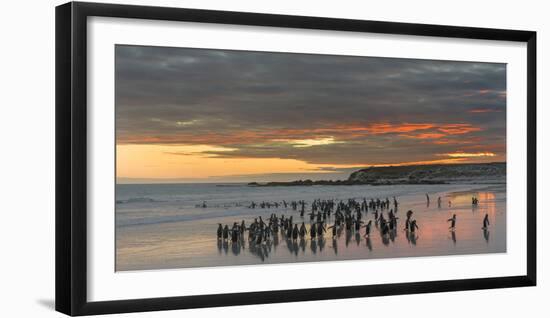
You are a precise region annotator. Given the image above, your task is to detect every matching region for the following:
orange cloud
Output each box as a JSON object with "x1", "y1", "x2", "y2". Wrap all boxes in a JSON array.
[
  {"x1": 400, "y1": 133, "x2": 447, "y2": 139},
  {"x1": 369, "y1": 158, "x2": 467, "y2": 167},
  {"x1": 357, "y1": 123, "x2": 435, "y2": 134},
  {"x1": 118, "y1": 122, "x2": 483, "y2": 146},
  {"x1": 468, "y1": 108, "x2": 502, "y2": 113},
  {"x1": 438, "y1": 152, "x2": 496, "y2": 158},
  {"x1": 436, "y1": 124, "x2": 482, "y2": 135}
]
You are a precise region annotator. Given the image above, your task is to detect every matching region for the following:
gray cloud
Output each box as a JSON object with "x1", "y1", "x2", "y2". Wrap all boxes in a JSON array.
[{"x1": 115, "y1": 45, "x2": 506, "y2": 165}]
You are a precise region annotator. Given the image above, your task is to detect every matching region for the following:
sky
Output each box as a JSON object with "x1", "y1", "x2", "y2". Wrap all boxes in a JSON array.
[{"x1": 115, "y1": 45, "x2": 506, "y2": 183}]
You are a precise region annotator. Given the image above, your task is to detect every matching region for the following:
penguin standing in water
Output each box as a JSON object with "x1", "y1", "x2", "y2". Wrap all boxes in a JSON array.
[
  {"x1": 217, "y1": 224, "x2": 223, "y2": 240},
  {"x1": 362, "y1": 220, "x2": 372, "y2": 237},
  {"x1": 404, "y1": 210, "x2": 413, "y2": 231},
  {"x1": 447, "y1": 214, "x2": 457, "y2": 231},
  {"x1": 388, "y1": 210, "x2": 398, "y2": 230},
  {"x1": 299, "y1": 222, "x2": 308, "y2": 238},
  {"x1": 292, "y1": 224, "x2": 299, "y2": 240},
  {"x1": 222, "y1": 225, "x2": 229, "y2": 240},
  {"x1": 255, "y1": 229, "x2": 264, "y2": 245},
  {"x1": 286, "y1": 222, "x2": 293, "y2": 238},
  {"x1": 380, "y1": 219, "x2": 390, "y2": 236},
  {"x1": 354, "y1": 219, "x2": 364, "y2": 232},
  {"x1": 310, "y1": 223, "x2": 317, "y2": 239},
  {"x1": 231, "y1": 225, "x2": 239, "y2": 242},
  {"x1": 482, "y1": 213, "x2": 490, "y2": 229},
  {"x1": 408, "y1": 220, "x2": 419, "y2": 246}
]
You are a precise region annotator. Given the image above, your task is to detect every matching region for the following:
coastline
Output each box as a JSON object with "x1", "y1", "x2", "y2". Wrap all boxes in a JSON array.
[{"x1": 116, "y1": 182, "x2": 506, "y2": 271}]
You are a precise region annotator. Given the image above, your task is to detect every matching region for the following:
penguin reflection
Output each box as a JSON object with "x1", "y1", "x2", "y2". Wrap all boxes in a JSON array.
[
  {"x1": 483, "y1": 228, "x2": 490, "y2": 243},
  {"x1": 273, "y1": 232, "x2": 279, "y2": 249},
  {"x1": 381, "y1": 233, "x2": 390, "y2": 246},
  {"x1": 310, "y1": 238, "x2": 318, "y2": 254},
  {"x1": 407, "y1": 231, "x2": 418, "y2": 245},
  {"x1": 366, "y1": 236, "x2": 373, "y2": 251},
  {"x1": 249, "y1": 242, "x2": 270, "y2": 262},
  {"x1": 450, "y1": 231, "x2": 457, "y2": 245},
  {"x1": 292, "y1": 239, "x2": 299, "y2": 256},
  {"x1": 231, "y1": 241, "x2": 241, "y2": 256},
  {"x1": 389, "y1": 229, "x2": 397, "y2": 243},
  {"x1": 217, "y1": 239, "x2": 222, "y2": 254},
  {"x1": 318, "y1": 237, "x2": 326, "y2": 252},
  {"x1": 299, "y1": 237, "x2": 306, "y2": 253},
  {"x1": 285, "y1": 237, "x2": 298, "y2": 256},
  {"x1": 345, "y1": 230, "x2": 352, "y2": 247}
]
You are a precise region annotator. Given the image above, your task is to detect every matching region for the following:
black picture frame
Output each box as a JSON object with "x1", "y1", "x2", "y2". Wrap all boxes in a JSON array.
[{"x1": 55, "y1": 1, "x2": 537, "y2": 316}]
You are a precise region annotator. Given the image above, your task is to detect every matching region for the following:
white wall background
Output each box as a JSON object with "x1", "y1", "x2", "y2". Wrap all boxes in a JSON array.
[{"x1": 0, "y1": 0, "x2": 547, "y2": 316}]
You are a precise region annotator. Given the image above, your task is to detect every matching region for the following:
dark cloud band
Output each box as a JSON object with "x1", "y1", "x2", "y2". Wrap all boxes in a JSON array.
[{"x1": 115, "y1": 45, "x2": 506, "y2": 165}]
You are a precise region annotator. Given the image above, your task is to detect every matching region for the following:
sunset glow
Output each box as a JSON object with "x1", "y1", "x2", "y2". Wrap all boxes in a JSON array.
[
  {"x1": 115, "y1": 46, "x2": 506, "y2": 183},
  {"x1": 441, "y1": 152, "x2": 497, "y2": 158}
]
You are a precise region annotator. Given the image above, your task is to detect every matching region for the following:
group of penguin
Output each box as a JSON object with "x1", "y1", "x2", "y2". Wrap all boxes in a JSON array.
[
  {"x1": 216, "y1": 196, "x2": 428, "y2": 246},
  {"x1": 216, "y1": 192, "x2": 493, "y2": 247}
]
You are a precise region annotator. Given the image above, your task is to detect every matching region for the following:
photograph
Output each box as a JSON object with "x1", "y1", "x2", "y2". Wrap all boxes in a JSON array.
[{"x1": 115, "y1": 45, "x2": 507, "y2": 271}]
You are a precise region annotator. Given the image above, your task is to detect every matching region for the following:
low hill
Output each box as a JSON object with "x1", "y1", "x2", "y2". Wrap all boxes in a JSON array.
[
  {"x1": 248, "y1": 162, "x2": 505, "y2": 186},
  {"x1": 347, "y1": 162, "x2": 505, "y2": 185}
]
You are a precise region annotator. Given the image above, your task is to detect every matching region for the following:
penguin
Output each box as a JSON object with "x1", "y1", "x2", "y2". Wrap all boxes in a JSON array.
[
  {"x1": 310, "y1": 223, "x2": 317, "y2": 239},
  {"x1": 240, "y1": 220, "x2": 246, "y2": 234},
  {"x1": 447, "y1": 214, "x2": 457, "y2": 230},
  {"x1": 363, "y1": 220, "x2": 372, "y2": 237},
  {"x1": 299, "y1": 222, "x2": 308, "y2": 238},
  {"x1": 230, "y1": 222, "x2": 240, "y2": 239},
  {"x1": 354, "y1": 219, "x2": 363, "y2": 231},
  {"x1": 317, "y1": 221, "x2": 326, "y2": 237},
  {"x1": 482, "y1": 213, "x2": 490, "y2": 229},
  {"x1": 380, "y1": 219, "x2": 389, "y2": 236},
  {"x1": 217, "y1": 224, "x2": 223, "y2": 239},
  {"x1": 292, "y1": 224, "x2": 299, "y2": 240},
  {"x1": 222, "y1": 225, "x2": 229, "y2": 240}
]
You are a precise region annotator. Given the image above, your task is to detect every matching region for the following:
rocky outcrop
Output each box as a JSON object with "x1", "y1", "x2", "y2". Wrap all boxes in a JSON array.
[{"x1": 347, "y1": 162, "x2": 505, "y2": 184}]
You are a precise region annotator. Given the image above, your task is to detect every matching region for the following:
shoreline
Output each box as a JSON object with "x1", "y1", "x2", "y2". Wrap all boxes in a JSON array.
[
  {"x1": 116, "y1": 182, "x2": 506, "y2": 271},
  {"x1": 247, "y1": 179, "x2": 447, "y2": 187}
]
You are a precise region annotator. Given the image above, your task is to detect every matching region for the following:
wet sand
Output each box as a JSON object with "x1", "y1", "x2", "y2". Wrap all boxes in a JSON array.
[{"x1": 116, "y1": 183, "x2": 505, "y2": 271}]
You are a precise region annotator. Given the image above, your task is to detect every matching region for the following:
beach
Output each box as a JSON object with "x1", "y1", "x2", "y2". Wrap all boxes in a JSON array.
[{"x1": 116, "y1": 183, "x2": 506, "y2": 271}]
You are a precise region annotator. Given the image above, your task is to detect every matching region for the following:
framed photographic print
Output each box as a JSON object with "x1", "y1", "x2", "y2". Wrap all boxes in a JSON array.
[{"x1": 55, "y1": 1, "x2": 536, "y2": 316}]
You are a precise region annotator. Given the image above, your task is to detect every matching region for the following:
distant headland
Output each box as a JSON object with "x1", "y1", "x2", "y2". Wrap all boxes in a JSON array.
[{"x1": 248, "y1": 162, "x2": 506, "y2": 187}]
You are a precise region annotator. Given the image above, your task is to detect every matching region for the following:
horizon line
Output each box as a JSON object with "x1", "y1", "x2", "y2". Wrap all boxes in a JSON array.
[{"x1": 117, "y1": 161, "x2": 506, "y2": 185}]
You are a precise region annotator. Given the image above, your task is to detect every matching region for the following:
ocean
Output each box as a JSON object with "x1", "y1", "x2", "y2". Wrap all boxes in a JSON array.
[{"x1": 116, "y1": 183, "x2": 506, "y2": 271}]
